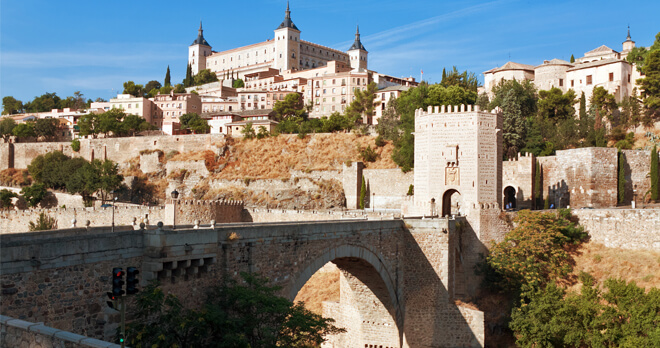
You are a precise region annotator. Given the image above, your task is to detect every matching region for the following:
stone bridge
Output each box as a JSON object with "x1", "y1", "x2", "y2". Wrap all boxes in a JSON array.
[{"x1": 1, "y1": 219, "x2": 484, "y2": 347}]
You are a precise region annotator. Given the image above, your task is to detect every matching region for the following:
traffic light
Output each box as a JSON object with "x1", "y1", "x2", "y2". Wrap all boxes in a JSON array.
[
  {"x1": 112, "y1": 267, "x2": 125, "y2": 297},
  {"x1": 106, "y1": 291, "x2": 118, "y2": 309},
  {"x1": 126, "y1": 267, "x2": 139, "y2": 295}
]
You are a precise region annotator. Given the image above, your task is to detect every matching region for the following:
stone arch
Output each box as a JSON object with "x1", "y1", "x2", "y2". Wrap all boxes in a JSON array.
[
  {"x1": 289, "y1": 244, "x2": 402, "y2": 347},
  {"x1": 503, "y1": 186, "x2": 517, "y2": 209},
  {"x1": 442, "y1": 189, "x2": 461, "y2": 217}
]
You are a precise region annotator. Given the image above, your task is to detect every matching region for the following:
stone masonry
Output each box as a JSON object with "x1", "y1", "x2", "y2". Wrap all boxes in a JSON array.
[{"x1": 1, "y1": 219, "x2": 484, "y2": 347}]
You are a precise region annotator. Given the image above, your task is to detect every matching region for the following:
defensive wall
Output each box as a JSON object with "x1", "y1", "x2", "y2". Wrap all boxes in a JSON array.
[
  {"x1": 1, "y1": 199, "x2": 243, "y2": 234},
  {"x1": 1, "y1": 315, "x2": 119, "y2": 348},
  {"x1": 0, "y1": 134, "x2": 226, "y2": 170},
  {"x1": 1, "y1": 219, "x2": 484, "y2": 347},
  {"x1": 573, "y1": 208, "x2": 660, "y2": 250},
  {"x1": 502, "y1": 153, "x2": 535, "y2": 209}
]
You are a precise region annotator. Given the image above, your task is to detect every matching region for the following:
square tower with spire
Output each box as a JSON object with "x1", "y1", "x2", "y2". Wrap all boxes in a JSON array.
[{"x1": 189, "y1": 21, "x2": 212, "y2": 75}]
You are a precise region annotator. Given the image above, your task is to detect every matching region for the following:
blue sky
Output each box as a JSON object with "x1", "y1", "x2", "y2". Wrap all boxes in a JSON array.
[{"x1": 1, "y1": 0, "x2": 658, "y2": 104}]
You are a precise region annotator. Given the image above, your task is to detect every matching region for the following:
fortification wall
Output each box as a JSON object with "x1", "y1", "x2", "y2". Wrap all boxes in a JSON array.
[
  {"x1": 169, "y1": 199, "x2": 244, "y2": 225},
  {"x1": 362, "y1": 168, "x2": 413, "y2": 209},
  {"x1": 574, "y1": 208, "x2": 660, "y2": 250},
  {"x1": 4, "y1": 134, "x2": 226, "y2": 170},
  {"x1": 621, "y1": 150, "x2": 653, "y2": 204},
  {"x1": 0, "y1": 315, "x2": 119, "y2": 348},
  {"x1": 245, "y1": 207, "x2": 395, "y2": 222},
  {"x1": 502, "y1": 153, "x2": 535, "y2": 209},
  {"x1": 0, "y1": 206, "x2": 165, "y2": 234}
]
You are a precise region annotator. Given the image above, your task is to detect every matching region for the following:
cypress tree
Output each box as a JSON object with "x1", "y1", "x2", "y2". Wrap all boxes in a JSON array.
[
  {"x1": 165, "y1": 65, "x2": 171, "y2": 86},
  {"x1": 618, "y1": 149, "x2": 626, "y2": 204},
  {"x1": 184, "y1": 64, "x2": 192, "y2": 87},
  {"x1": 441, "y1": 68, "x2": 447, "y2": 84},
  {"x1": 359, "y1": 176, "x2": 366, "y2": 209},
  {"x1": 570, "y1": 54, "x2": 575, "y2": 63},
  {"x1": 534, "y1": 160, "x2": 541, "y2": 209},
  {"x1": 652, "y1": 145, "x2": 659, "y2": 201}
]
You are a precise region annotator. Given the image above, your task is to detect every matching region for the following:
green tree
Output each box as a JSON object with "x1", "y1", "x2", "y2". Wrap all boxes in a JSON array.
[
  {"x1": 256, "y1": 126, "x2": 269, "y2": 139},
  {"x1": 65, "y1": 160, "x2": 99, "y2": 206},
  {"x1": 34, "y1": 118, "x2": 59, "y2": 140},
  {"x1": 570, "y1": 54, "x2": 575, "y2": 63},
  {"x1": 2, "y1": 96, "x2": 23, "y2": 115},
  {"x1": 534, "y1": 160, "x2": 542, "y2": 209},
  {"x1": 144, "y1": 80, "x2": 162, "y2": 95},
  {"x1": 164, "y1": 65, "x2": 171, "y2": 86},
  {"x1": 491, "y1": 79, "x2": 537, "y2": 159},
  {"x1": 179, "y1": 113, "x2": 210, "y2": 134},
  {"x1": 28, "y1": 151, "x2": 72, "y2": 189},
  {"x1": 28, "y1": 212, "x2": 57, "y2": 231},
  {"x1": 122, "y1": 81, "x2": 144, "y2": 97},
  {"x1": 476, "y1": 92, "x2": 490, "y2": 111},
  {"x1": 94, "y1": 159, "x2": 123, "y2": 203},
  {"x1": 0, "y1": 117, "x2": 17, "y2": 141},
  {"x1": 59, "y1": 91, "x2": 88, "y2": 110},
  {"x1": 184, "y1": 63, "x2": 193, "y2": 87},
  {"x1": 24, "y1": 92, "x2": 61, "y2": 113},
  {"x1": 484, "y1": 209, "x2": 586, "y2": 296},
  {"x1": 173, "y1": 84, "x2": 186, "y2": 93},
  {"x1": 652, "y1": 145, "x2": 659, "y2": 201},
  {"x1": 125, "y1": 273, "x2": 344, "y2": 348},
  {"x1": 12, "y1": 122, "x2": 35, "y2": 138},
  {"x1": 0, "y1": 189, "x2": 17, "y2": 209},
  {"x1": 21, "y1": 183, "x2": 47, "y2": 207},
  {"x1": 71, "y1": 139, "x2": 81, "y2": 152},
  {"x1": 346, "y1": 82, "x2": 378, "y2": 124},
  {"x1": 159, "y1": 85, "x2": 173, "y2": 95},
  {"x1": 233, "y1": 78, "x2": 244, "y2": 88},
  {"x1": 359, "y1": 176, "x2": 366, "y2": 209},
  {"x1": 273, "y1": 93, "x2": 305, "y2": 121},
  {"x1": 241, "y1": 122, "x2": 256, "y2": 139},
  {"x1": 439, "y1": 66, "x2": 479, "y2": 92},
  {"x1": 638, "y1": 49, "x2": 660, "y2": 123},
  {"x1": 193, "y1": 69, "x2": 219, "y2": 86},
  {"x1": 510, "y1": 278, "x2": 660, "y2": 348},
  {"x1": 97, "y1": 109, "x2": 124, "y2": 136},
  {"x1": 618, "y1": 149, "x2": 626, "y2": 204},
  {"x1": 375, "y1": 102, "x2": 400, "y2": 140},
  {"x1": 77, "y1": 113, "x2": 99, "y2": 137}
]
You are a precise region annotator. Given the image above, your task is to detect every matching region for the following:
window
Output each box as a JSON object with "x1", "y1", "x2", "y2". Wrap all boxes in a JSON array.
[
  {"x1": 586, "y1": 75, "x2": 592, "y2": 85},
  {"x1": 323, "y1": 98, "x2": 326, "y2": 103},
  {"x1": 628, "y1": 74, "x2": 631, "y2": 83},
  {"x1": 571, "y1": 80, "x2": 574, "y2": 87},
  {"x1": 323, "y1": 89, "x2": 327, "y2": 94},
  {"x1": 609, "y1": 72, "x2": 614, "y2": 82},
  {"x1": 559, "y1": 79, "x2": 563, "y2": 87}
]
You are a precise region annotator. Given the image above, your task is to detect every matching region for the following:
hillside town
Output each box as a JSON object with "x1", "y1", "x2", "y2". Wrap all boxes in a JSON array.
[{"x1": 1, "y1": 2, "x2": 659, "y2": 348}]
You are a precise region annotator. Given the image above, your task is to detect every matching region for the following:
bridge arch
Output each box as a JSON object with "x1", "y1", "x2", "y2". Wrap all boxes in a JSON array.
[
  {"x1": 289, "y1": 244, "x2": 403, "y2": 347},
  {"x1": 442, "y1": 189, "x2": 461, "y2": 217}
]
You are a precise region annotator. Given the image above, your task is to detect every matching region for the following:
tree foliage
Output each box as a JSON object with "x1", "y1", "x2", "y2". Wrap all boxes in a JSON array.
[
  {"x1": 233, "y1": 79, "x2": 244, "y2": 88},
  {"x1": 12, "y1": 122, "x2": 35, "y2": 138},
  {"x1": 2, "y1": 96, "x2": 24, "y2": 115},
  {"x1": 179, "y1": 113, "x2": 210, "y2": 134},
  {"x1": 273, "y1": 94, "x2": 305, "y2": 121},
  {"x1": 0, "y1": 117, "x2": 17, "y2": 140},
  {"x1": 440, "y1": 66, "x2": 479, "y2": 92},
  {"x1": 490, "y1": 79, "x2": 537, "y2": 158},
  {"x1": 638, "y1": 49, "x2": 660, "y2": 122},
  {"x1": 510, "y1": 277, "x2": 660, "y2": 348},
  {"x1": 122, "y1": 81, "x2": 144, "y2": 98},
  {"x1": 165, "y1": 65, "x2": 171, "y2": 86},
  {"x1": 29, "y1": 212, "x2": 57, "y2": 231},
  {"x1": 618, "y1": 149, "x2": 626, "y2": 204},
  {"x1": 241, "y1": 122, "x2": 256, "y2": 139},
  {"x1": 0, "y1": 189, "x2": 18, "y2": 209},
  {"x1": 20, "y1": 183, "x2": 48, "y2": 207},
  {"x1": 193, "y1": 69, "x2": 219, "y2": 86},
  {"x1": 359, "y1": 176, "x2": 366, "y2": 209},
  {"x1": 345, "y1": 82, "x2": 378, "y2": 124},
  {"x1": 125, "y1": 273, "x2": 344, "y2": 348},
  {"x1": 484, "y1": 209, "x2": 587, "y2": 296}
]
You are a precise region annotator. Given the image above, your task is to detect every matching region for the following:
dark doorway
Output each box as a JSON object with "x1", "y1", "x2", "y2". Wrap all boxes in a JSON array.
[
  {"x1": 504, "y1": 186, "x2": 516, "y2": 210},
  {"x1": 442, "y1": 189, "x2": 461, "y2": 217}
]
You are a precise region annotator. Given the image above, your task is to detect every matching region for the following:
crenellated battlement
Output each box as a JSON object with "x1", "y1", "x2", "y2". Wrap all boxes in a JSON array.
[
  {"x1": 414, "y1": 104, "x2": 503, "y2": 117},
  {"x1": 176, "y1": 199, "x2": 244, "y2": 207}
]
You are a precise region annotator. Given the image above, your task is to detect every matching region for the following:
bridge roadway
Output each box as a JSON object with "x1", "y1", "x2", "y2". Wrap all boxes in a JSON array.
[{"x1": 0, "y1": 218, "x2": 484, "y2": 347}]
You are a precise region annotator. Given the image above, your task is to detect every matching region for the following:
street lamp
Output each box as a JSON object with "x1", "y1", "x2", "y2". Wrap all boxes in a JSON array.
[
  {"x1": 171, "y1": 189, "x2": 179, "y2": 229},
  {"x1": 111, "y1": 190, "x2": 116, "y2": 232},
  {"x1": 372, "y1": 192, "x2": 375, "y2": 212},
  {"x1": 633, "y1": 184, "x2": 637, "y2": 209}
]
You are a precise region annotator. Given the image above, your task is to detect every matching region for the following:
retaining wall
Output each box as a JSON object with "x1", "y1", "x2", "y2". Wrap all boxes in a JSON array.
[{"x1": 0, "y1": 315, "x2": 120, "y2": 348}]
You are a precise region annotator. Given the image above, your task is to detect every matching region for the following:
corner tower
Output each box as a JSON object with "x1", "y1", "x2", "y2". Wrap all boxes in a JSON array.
[
  {"x1": 348, "y1": 25, "x2": 368, "y2": 71},
  {"x1": 189, "y1": 21, "x2": 212, "y2": 75},
  {"x1": 622, "y1": 26, "x2": 635, "y2": 53},
  {"x1": 274, "y1": 2, "x2": 301, "y2": 72}
]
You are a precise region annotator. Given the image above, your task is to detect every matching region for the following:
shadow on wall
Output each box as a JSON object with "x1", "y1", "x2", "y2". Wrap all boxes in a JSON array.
[{"x1": 547, "y1": 180, "x2": 570, "y2": 209}]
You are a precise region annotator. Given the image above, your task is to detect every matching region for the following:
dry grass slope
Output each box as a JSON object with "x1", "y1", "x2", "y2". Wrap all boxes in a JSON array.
[{"x1": 215, "y1": 133, "x2": 396, "y2": 180}]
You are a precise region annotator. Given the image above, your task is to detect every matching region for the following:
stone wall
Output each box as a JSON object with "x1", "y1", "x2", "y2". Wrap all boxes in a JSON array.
[
  {"x1": 362, "y1": 168, "x2": 413, "y2": 209},
  {"x1": 342, "y1": 162, "x2": 364, "y2": 209},
  {"x1": 245, "y1": 207, "x2": 396, "y2": 222},
  {"x1": 0, "y1": 315, "x2": 119, "y2": 348},
  {"x1": 502, "y1": 153, "x2": 535, "y2": 209},
  {"x1": 3, "y1": 134, "x2": 226, "y2": 170},
  {"x1": 574, "y1": 208, "x2": 660, "y2": 250},
  {"x1": 164, "y1": 199, "x2": 244, "y2": 225},
  {"x1": 0, "y1": 206, "x2": 165, "y2": 234},
  {"x1": 621, "y1": 150, "x2": 652, "y2": 204}
]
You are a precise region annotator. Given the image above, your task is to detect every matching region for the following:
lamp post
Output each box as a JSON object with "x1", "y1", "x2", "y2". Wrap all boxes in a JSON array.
[
  {"x1": 171, "y1": 189, "x2": 179, "y2": 229},
  {"x1": 372, "y1": 192, "x2": 375, "y2": 212},
  {"x1": 633, "y1": 184, "x2": 637, "y2": 209},
  {"x1": 111, "y1": 190, "x2": 116, "y2": 233}
]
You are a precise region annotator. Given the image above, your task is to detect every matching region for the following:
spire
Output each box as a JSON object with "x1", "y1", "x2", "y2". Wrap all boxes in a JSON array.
[
  {"x1": 276, "y1": 1, "x2": 299, "y2": 31},
  {"x1": 626, "y1": 25, "x2": 632, "y2": 41},
  {"x1": 349, "y1": 24, "x2": 367, "y2": 52},
  {"x1": 191, "y1": 21, "x2": 210, "y2": 46}
]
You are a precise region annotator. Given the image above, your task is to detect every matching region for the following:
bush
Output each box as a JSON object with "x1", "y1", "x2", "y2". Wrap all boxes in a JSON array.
[
  {"x1": 359, "y1": 176, "x2": 366, "y2": 209},
  {"x1": 71, "y1": 139, "x2": 81, "y2": 152},
  {"x1": 374, "y1": 135, "x2": 386, "y2": 147},
  {"x1": 407, "y1": 184, "x2": 414, "y2": 196},
  {"x1": 29, "y1": 212, "x2": 57, "y2": 231},
  {"x1": 0, "y1": 189, "x2": 17, "y2": 209},
  {"x1": 359, "y1": 145, "x2": 378, "y2": 162},
  {"x1": 21, "y1": 183, "x2": 47, "y2": 207}
]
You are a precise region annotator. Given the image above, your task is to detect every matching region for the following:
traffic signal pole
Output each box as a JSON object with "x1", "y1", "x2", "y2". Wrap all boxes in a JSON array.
[
  {"x1": 120, "y1": 295, "x2": 126, "y2": 348},
  {"x1": 107, "y1": 267, "x2": 138, "y2": 347}
]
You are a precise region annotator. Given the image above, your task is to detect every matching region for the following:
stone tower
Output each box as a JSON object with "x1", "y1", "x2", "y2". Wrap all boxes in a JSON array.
[
  {"x1": 348, "y1": 25, "x2": 368, "y2": 71},
  {"x1": 189, "y1": 21, "x2": 212, "y2": 75},
  {"x1": 274, "y1": 1, "x2": 301, "y2": 73},
  {"x1": 622, "y1": 26, "x2": 636, "y2": 53}
]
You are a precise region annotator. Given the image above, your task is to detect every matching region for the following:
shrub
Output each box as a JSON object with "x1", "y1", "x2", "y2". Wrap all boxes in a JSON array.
[
  {"x1": 359, "y1": 145, "x2": 378, "y2": 162},
  {"x1": 374, "y1": 135, "x2": 386, "y2": 147},
  {"x1": 29, "y1": 212, "x2": 57, "y2": 231},
  {"x1": 0, "y1": 189, "x2": 17, "y2": 209},
  {"x1": 21, "y1": 183, "x2": 47, "y2": 207},
  {"x1": 407, "y1": 184, "x2": 414, "y2": 196},
  {"x1": 359, "y1": 176, "x2": 366, "y2": 209},
  {"x1": 71, "y1": 139, "x2": 81, "y2": 152}
]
